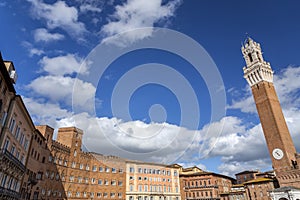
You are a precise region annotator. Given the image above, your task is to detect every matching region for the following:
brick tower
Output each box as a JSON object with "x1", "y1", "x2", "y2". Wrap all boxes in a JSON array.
[{"x1": 242, "y1": 37, "x2": 300, "y2": 187}]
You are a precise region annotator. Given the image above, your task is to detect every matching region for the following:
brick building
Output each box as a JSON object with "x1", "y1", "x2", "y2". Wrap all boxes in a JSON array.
[
  {"x1": 0, "y1": 54, "x2": 35, "y2": 200},
  {"x1": 179, "y1": 166, "x2": 235, "y2": 200}
]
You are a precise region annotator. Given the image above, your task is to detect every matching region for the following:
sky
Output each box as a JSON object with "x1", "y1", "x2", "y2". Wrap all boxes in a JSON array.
[{"x1": 1, "y1": 0, "x2": 300, "y2": 177}]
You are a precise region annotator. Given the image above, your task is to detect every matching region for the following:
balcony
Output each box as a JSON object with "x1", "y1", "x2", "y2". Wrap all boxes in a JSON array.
[
  {"x1": 0, "y1": 186, "x2": 21, "y2": 199},
  {"x1": 0, "y1": 148, "x2": 26, "y2": 173}
]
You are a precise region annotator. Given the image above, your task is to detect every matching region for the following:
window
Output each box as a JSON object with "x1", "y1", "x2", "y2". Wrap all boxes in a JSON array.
[
  {"x1": 64, "y1": 160, "x2": 67, "y2": 166},
  {"x1": 80, "y1": 163, "x2": 83, "y2": 169},
  {"x1": 86, "y1": 165, "x2": 90, "y2": 170},
  {"x1": 97, "y1": 193, "x2": 102, "y2": 198},
  {"x1": 98, "y1": 179, "x2": 102, "y2": 185},
  {"x1": 85, "y1": 177, "x2": 88, "y2": 183},
  {"x1": 119, "y1": 168, "x2": 123, "y2": 173},
  {"x1": 78, "y1": 176, "x2": 82, "y2": 183},
  {"x1": 92, "y1": 178, "x2": 96, "y2": 184},
  {"x1": 118, "y1": 181, "x2": 123, "y2": 186},
  {"x1": 138, "y1": 168, "x2": 142, "y2": 173},
  {"x1": 91, "y1": 192, "x2": 94, "y2": 198},
  {"x1": 130, "y1": 185, "x2": 133, "y2": 192},
  {"x1": 83, "y1": 192, "x2": 87, "y2": 197},
  {"x1": 16, "y1": 151, "x2": 20, "y2": 159},
  {"x1": 111, "y1": 193, "x2": 115, "y2": 198},
  {"x1": 118, "y1": 193, "x2": 122, "y2": 198},
  {"x1": 15, "y1": 126, "x2": 20, "y2": 139},
  {"x1": 69, "y1": 176, "x2": 74, "y2": 182},
  {"x1": 10, "y1": 145, "x2": 15, "y2": 155},
  {"x1": 92, "y1": 165, "x2": 97, "y2": 171},
  {"x1": 8, "y1": 118, "x2": 15, "y2": 133},
  {"x1": 67, "y1": 191, "x2": 72, "y2": 197},
  {"x1": 73, "y1": 150, "x2": 77, "y2": 157},
  {"x1": 105, "y1": 179, "x2": 109, "y2": 185},
  {"x1": 167, "y1": 170, "x2": 170, "y2": 176},
  {"x1": 19, "y1": 133, "x2": 24, "y2": 145},
  {"x1": 76, "y1": 192, "x2": 80, "y2": 197},
  {"x1": 112, "y1": 168, "x2": 116, "y2": 173},
  {"x1": 138, "y1": 177, "x2": 142, "y2": 181},
  {"x1": 138, "y1": 185, "x2": 142, "y2": 192},
  {"x1": 129, "y1": 176, "x2": 134, "y2": 180},
  {"x1": 111, "y1": 180, "x2": 116, "y2": 185},
  {"x1": 105, "y1": 167, "x2": 109, "y2": 172},
  {"x1": 174, "y1": 170, "x2": 178, "y2": 176},
  {"x1": 144, "y1": 185, "x2": 148, "y2": 192},
  {"x1": 130, "y1": 167, "x2": 134, "y2": 173},
  {"x1": 71, "y1": 162, "x2": 76, "y2": 168},
  {"x1": 99, "y1": 167, "x2": 103, "y2": 172},
  {"x1": 1, "y1": 112, "x2": 7, "y2": 126},
  {"x1": 3, "y1": 139, "x2": 10, "y2": 150},
  {"x1": 103, "y1": 193, "x2": 108, "y2": 198}
]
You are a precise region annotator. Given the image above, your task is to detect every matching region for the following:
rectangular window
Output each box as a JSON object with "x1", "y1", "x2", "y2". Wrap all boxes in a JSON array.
[
  {"x1": 111, "y1": 193, "x2": 115, "y2": 198},
  {"x1": 80, "y1": 163, "x2": 83, "y2": 169},
  {"x1": 97, "y1": 193, "x2": 102, "y2": 198},
  {"x1": 130, "y1": 167, "x2": 135, "y2": 173},
  {"x1": 111, "y1": 180, "x2": 116, "y2": 185},
  {"x1": 10, "y1": 145, "x2": 15, "y2": 155},
  {"x1": 105, "y1": 167, "x2": 110, "y2": 172},
  {"x1": 3, "y1": 139, "x2": 10, "y2": 150},
  {"x1": 8, "y1": 118, "x2": 15, "y2": 133},
  {"x1": 78, "y1": 176, "x2": 82, "y2": 183},
  {"x1": 24, "y1": 138, "x2": 29, "y2": 151},
  {"x1": 118, "y1": 181, "x2": 123, "y2": 186},
  {"x1": 98, "y1": 179, "x2": 102, "y2": 185},
  {"x1": 15, "y1": 126, "x2": 20, "y2": 139},
  {"x1": 99, "y1": 167, "x2": 103, "y2": 172},
  {"x1": 1, "y1": 112, "x2": 7, "y2": 126},
  {"x1": 112, "y1": 168, "x2": 116, "y2": 173},
  {"x1": 19, "y1": 133, "x2": 24, "y2": 145},
  {"x1": 92, "y1": 165, "x2": 97, "y2": 171}
]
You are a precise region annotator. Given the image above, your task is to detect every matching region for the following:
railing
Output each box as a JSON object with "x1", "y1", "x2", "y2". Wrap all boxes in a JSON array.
[
  {"x1": 0, "y1": 186, "x2": 21, "y2": 199},
  {"x1": 0, "y1": 148, "x2": 26, "y2": 172}
]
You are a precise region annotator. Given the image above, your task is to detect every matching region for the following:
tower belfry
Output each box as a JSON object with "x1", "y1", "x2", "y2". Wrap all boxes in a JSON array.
[{"x1": 242, "y1": 37, "x2": 300, "y2": 188}]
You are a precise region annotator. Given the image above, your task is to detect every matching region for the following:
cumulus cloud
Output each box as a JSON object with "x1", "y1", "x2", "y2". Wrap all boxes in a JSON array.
[
  {"x1": 23, "y1": 97, "x2": 72, "y2": 127},
  {"x1": 38, "y1": 54, "x2": 89, "y2": 76},
  {"x1": 34, "y1": 28, "x2": 65, "y2": 42},
  {"x1": 27, "y1": 0, "x2": 86, "y2": 37},
  {"x1": 101, "y1": 0, "x2": 182, "y2": 46},
  {"x1": 28, "y1": 75, "x2": 96, "y2": 113}
]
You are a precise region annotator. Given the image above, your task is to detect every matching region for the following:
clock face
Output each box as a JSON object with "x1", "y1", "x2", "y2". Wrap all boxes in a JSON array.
[{"x1": 272, "y1": 148, "x2": 284, "y2": 160}]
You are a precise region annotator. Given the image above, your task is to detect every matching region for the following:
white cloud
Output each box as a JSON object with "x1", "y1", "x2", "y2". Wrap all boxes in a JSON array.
[
  {"x1": 22, "y1": 97, "x2": 72, "y2": 127},
  {"x1": 228, "y1": 66, "x2": 300, "y2": 114},
  {"x1": 34, "y1": 28, "x2": 65, "y2": 42},
  {"x1": 22, "y1": 41, "x2": 44, "y2": 57},
  {"x1": 27, "y1": 0, "x2": 86, "y2": 37},
  {"x1": 101, "y1": 0, "x2": 182, "y2": 46},
  {"x1": 39, "y1": 54, "x2": 89, "y2": 76},
  {"x1": 80, "y1": 4, "x2": 102, "y2": 13},
  {"x1": 28, "y1": 75, "x2": 96, "y2": 113}
]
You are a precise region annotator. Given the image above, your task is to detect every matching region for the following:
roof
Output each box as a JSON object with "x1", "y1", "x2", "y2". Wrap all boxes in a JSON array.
[
  {"x1": 235, "y1": 170, "x2": 259, "y2": 176},
  {"x1": 243, "y1": 177, "x2": 273, "y2": 184},
  {"x1": 180, "y1": 170, "x2": 236, "y2": 181},
  {"x1": 271, "y1": 186, "x2": 300, "y2": 192}
]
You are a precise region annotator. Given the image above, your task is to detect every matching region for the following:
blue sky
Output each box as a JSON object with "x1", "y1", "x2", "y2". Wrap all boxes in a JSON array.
[{"x1": 1, "y1": 0, "x2": 300, "y2": 177}]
